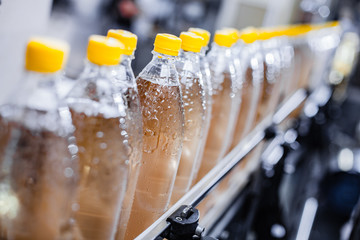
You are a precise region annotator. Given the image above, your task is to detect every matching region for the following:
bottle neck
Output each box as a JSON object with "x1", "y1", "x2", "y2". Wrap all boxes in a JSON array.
[
  {"x1": 200, "y1": 47, "x2": 208, "y2": 57},
  {"x1": 151, "y1": 51, "x2": 177, "y2": 63},
  {"x1": 138, "y1": 51, "x2": 179, "y2": 86},
  {"x1": 82, "y1": 60, "x2": 121, "y2": 79},
  {"x1": 211, "y1": 42, "x2": 232, "y2": 55},
  {"x1": 179, "y1": 49, "x2": 201, "y2": 62},
  {"x1": 120, "y1": 54, "x2": 134, "y2": 67},
  {"x1": 119, "y1": 54, "x2": 136, "y2": 86}
]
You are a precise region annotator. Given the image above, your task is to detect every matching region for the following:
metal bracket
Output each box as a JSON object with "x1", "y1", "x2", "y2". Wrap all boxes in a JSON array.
[{"x1": 164, "y1": 205, "x2": 218, "y2": 240}]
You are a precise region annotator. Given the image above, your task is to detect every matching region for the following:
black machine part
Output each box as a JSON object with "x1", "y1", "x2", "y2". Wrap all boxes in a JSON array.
[{"x1": 166, "y1": 205, "x2": 218, "y2": 240}]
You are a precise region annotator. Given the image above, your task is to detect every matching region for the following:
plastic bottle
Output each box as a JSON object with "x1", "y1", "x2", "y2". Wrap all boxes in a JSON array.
[
  {"x1": 124, "y1": 33, "x2": 184, "y2": 239},
  {"x1": 188, "y1": 27, "x2": 212, "y2": 186},
  {"x1": 106, "y1": 30, "x2": 143, "y2": 240},
  {"x1": 66, "y1": 35, "x2": 132, "y2": 240},
  {"x1": 307, "y1": 22, "x2": 341, "y2": 91},
  {"x1": 170, "y1": 32, "x2": 206, "y2": 204},
  {"x1": 195, "y1": 29, "x2": 241, "y2": 183},
  {"x1": 273, "y1": 26, "x2": 295, "y2": 102},
  {"x1": 284, "y1": 24, "x2": 312, "y2": 94},
  {"x1": 215, "y1": 28, "x2": 264, "y2": 194},
  {"x1": 226, "y1": 28, "x2": 264, "y2": 150},
  {"x1": 0, "y1": 37, "x2": 77, "y2": 239},
  {"x1": 255, "y1": 28, "x2": 283, "y2": 123}
]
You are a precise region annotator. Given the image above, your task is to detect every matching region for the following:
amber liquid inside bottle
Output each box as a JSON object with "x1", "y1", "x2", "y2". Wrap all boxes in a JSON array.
[
  {"x1": 195, "y1": 73, "x2": 234, "y2": 182},
  {"x1": 0, "y1": 116, "x2": 77, "y2": 240},
  {"x1": 255, "y1": 62, "x2": 282, "y2": 123},
  {"x1": 124, "y1": 77, "x2": 183, "y2": 240},
  {"x1": 170, "y1": 77, "x2": 205, "y2": 204},
  {"x1": 70, "y1": 110, "x2": 129, "y2": 240},
  {"x1": 115, "y1": 87, "x2": 143, "y2": 240},
  {"x1": 229, "y1": 67, "x2": 261, "y2": 150},
  {"x1": 296, "y1": 45, "x2": 313, "y2": 90}
]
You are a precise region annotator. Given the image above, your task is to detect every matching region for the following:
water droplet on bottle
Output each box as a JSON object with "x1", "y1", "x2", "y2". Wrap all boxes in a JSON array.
[
  {"x1": 64, "y1": 167, "x2": 74, "y2": 178},
  {"x1": 68, "y1": 144, "x2": 78, "y2": 154},
  {"x1": 96, "y1": 131, "x2": 104, "y2": 138}
]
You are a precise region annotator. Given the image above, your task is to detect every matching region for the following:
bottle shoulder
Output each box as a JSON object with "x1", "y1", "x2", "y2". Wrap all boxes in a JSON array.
[
  {"x1": 66, "y1": 64, "x2": 131, "y2": 119},
  {"x1": 0, "y1": 103, "x2": 73, "y2": 137},
  {"x1": 137, "y1": 56, "x2": 180, "y2": 87}
]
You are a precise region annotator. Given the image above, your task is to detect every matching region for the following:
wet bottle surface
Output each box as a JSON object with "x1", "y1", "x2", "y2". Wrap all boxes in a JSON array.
[
  {"x1": 0, "y1": 38, "x2": 78, "y2": 239},
  {"x1": 125, "y1": 34, "x2": 184, "y2": 239},
  {"x1": 66, "y1": 36, "x2": 132, "y2": 240},
  {"x1": 188, "y1": 28, "x2": 213, "y2": 187},
  {"x1": 278, "y1": 35, "x2": 295, "y2": 102},
  {"x1": 106, "y1": 30, "x2": 143, "y2": 240},
  {"x1": 195, "y1": 30, "x2": 240, "y2": 183},
  {"x1": 229, "y1": 29, "x2": 264, "y2": 150},
  {"x1": 255, "y1": 34, "x2": 283, "y2": 123},
  {"x1": 282, "y1": 25, "x2": 312, "y2": 98},
  {"x1": 170, "y1": 32, "x2": 207, "y2": 204}
]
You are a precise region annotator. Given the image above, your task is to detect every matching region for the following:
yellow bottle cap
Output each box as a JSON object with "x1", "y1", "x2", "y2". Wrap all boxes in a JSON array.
[
  {"x1": 107, "y1": 29, "x2": 138, "y2": 55},
  {"x1": 311, "y1": 21, "x2": 340, "y2": 30},
  {"x1": 214, "y1": 29, "x2": 237, "y2": 47},
  {"x1": 87, "y1": 35, "x2": 124, "y2": 66},
  {"x1": 239, "y1": 27, "x2": 259, "y2": 44},
  {"x1": 258, "y1": 27, "x2": 279, "y2": 40},
  {"x1": 222, "y1": 27, "x2": 241, "y2": 40},
  {"x1": 179, "y1": 32, "x2": 203, "y2": 53},
  {"x1": 153, "y1": 33, "x2": 182, "y2": 56},
  {"x1": 25, "y1": 37, "x2": 69, "y2": 73},
  {"x1": 325, "y1": 21, "x2": 340, "y2": 28},
  {"x1": 188, "y1": 27, "x2": 211, "y2": 47},
  {"x1": 283, "y1": 24, "x2": 312, "y2": 37}
]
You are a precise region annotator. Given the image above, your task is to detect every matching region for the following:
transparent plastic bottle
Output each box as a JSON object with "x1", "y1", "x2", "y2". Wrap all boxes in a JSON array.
[
  {"x1": 255, "y1": 28, "x2": 283, "y2": 123},
  {"x1": 66, "y1": 35, "x2": 132, "y2": 240},
  {"x1": 106, "y1": 30, "x2": 144, "y2": 240},
  {"x1": 169, "y1": 32, "x2": 206, "y2": 204},
  {"x1": 215, "y1": 28, "x2": 264, "y2": 193},
  {"x1": 195, "y1": 30, "x2": 241, "y2": 183},
  {"x1": 275, "y1": 27, "x2": 295, "y2": 102},
  {"x1": 227, "y1": 28, "x2": 264, "y2": 150},
  {"x1": 284, "y1": 24, "x2": 313, "y2": 93},
  {"x1": 307, "y1": 22, "x2": 341, "y2": 91},
  {"x1": 188, "y1": 28, "x2": 212, "y2": 186},
  {"x1": 0, "y1": 37, "x2": 78, "y2": 239},
  {"x1": 124, "y1": 34, "x2": 184, "y2": 239}
]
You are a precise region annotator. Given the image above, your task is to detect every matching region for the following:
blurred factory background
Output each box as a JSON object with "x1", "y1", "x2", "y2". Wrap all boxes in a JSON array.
[{"x1": 0, "y1": 0, "x2": 347, "y2": 104}]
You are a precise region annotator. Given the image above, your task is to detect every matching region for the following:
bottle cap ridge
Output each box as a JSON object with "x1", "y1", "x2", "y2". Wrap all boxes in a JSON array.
[
  {"x1": 258, "y1": 27, "x2": 279, "y2": 41},
  {"x1": 282, "y1": 24, "x2": 312, "y2": 37},
  {"x1": 222, "y1": 27, "x2": 241, "y2": 40},
  {"x1": 214, "y1": 29, "x2": 237, "y2": 47},
  {"x1": 239, "y1": 27, "x2": 259, "y2": 44},
  {"x1": 179, "y1": 32, "x2": 203, "y2": 53},
  {"x1": 188, "y1": 27, "x2": 211, "y2": 47},
  {"x1": 87, "y1": 35, "x2": 124, "y2": 66},
  {"x1": 107, "y1": 29, "x2": 138, "y2": 55},
  {"x1": 153, "y1": 33, "x2": 182, "y2": 56},
  {"x1": 25, "y1": 37, "x2": 69, "y2": 73}
]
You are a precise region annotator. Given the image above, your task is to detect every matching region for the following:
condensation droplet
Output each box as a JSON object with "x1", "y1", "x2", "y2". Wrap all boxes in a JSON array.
[
  {"x1": 68, "y1": 144, "x2": 78, "y2": 155},
  {"x1": 93, "y1": 157, "x2": 100, "y2": 164},
  {"x1": 72, "y1": 203, "x2": 80, "y2": 211},
  {"x1": 96, "y1": 131, "x2": 104, "y2": 138},
  {"x1": 64, "y1": 168, "x2": 73, "y2": 178}
]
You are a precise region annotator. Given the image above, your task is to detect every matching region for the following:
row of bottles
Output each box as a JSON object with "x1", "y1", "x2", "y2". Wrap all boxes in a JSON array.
[{"x1": 0, "y1": 22, "x2": 341, "y2": 240}]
